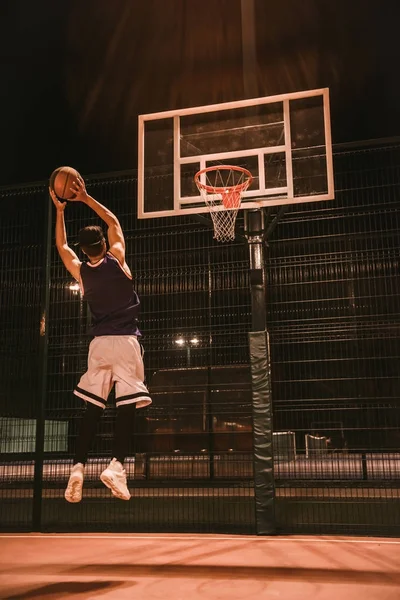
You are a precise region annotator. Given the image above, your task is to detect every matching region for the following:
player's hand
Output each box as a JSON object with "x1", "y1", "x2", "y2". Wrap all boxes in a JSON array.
[
  {"x1": 49, "y1": 187, "x2": 66, "y2": 212},
  {"x1": 69, "y1": 174, "x2": 88, "y2": 202}
]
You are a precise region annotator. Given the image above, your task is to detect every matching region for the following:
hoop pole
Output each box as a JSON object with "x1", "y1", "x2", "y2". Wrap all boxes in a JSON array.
[{"x1": 244, "y1": 209, "x2": 276, "y2": 535}]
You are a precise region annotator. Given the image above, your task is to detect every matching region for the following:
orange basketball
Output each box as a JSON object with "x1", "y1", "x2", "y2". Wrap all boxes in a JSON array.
[{"x1": 49, "y1": 166, "x2": 80, "y2": 200}]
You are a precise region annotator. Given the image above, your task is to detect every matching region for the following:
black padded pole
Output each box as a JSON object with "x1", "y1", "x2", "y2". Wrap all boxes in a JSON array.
[{"x1": 244, "y1": 209, "x2": 275, "y2": 534}]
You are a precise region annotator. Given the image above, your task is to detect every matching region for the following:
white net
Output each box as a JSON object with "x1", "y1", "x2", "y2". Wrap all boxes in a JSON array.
[{"x1": 195, "y1": 166, "x2": 252, "y2": 242}]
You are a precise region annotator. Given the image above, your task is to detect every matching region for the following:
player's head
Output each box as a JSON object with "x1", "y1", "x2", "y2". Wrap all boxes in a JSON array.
[{"x1": 78, "y1": 225, "x2": 106, "y2": 259}]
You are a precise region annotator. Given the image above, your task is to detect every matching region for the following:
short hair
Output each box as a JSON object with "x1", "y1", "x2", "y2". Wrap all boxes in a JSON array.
[{"x1": 78, "y1": 226, "x2": 105, "y2": 257}]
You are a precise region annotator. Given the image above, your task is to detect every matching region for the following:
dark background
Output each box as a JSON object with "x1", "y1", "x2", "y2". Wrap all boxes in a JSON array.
[{"x1": 0, "y1": 0, "x2": 399, "y2": 186}]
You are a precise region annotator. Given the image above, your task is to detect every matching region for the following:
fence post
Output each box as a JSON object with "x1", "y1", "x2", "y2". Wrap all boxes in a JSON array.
[
  {"x1": 32, "y1": 192, "x2": 52, "y2": 531},
  {"x1": 361, "y1": 452, "x2": 368, "y2": 481}
]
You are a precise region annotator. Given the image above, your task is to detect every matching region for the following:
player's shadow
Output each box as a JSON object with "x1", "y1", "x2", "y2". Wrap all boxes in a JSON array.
[{"x1": 3, "y1": 580, "x2": 128, "y2": 599}]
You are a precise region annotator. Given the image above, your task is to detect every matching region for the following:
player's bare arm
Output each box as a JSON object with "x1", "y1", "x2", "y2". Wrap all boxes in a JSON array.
[
  {"x1": 50, "y1": 188, "x2": 81, "y2": 281},
  {"x1": 70, "y1": 176, "x2": 131, "y2": 275}
]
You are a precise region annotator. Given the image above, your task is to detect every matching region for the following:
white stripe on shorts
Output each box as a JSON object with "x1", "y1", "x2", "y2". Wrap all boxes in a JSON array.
[
  {"x1": 116, "y1": 396, "x2": 151, "y2": 408},
  {"x1": 73, "y1": 389, "x2": 106, "y2": 409}
]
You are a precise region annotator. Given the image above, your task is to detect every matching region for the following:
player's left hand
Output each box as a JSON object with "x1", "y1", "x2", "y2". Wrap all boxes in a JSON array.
[{"x1": 69, "y1": 174, "x2": 89, "y2": 202}]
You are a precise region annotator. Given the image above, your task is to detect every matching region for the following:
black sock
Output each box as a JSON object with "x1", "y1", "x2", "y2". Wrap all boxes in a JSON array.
[
  {"x1": 73, "y1": 402, "x2": 103, "y2": 465},
  {"x1": 112, "y1": 404, "x2": 136, "y2": 464}
]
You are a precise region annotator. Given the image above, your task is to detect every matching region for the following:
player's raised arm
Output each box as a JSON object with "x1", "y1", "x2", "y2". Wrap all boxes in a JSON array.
[
  {"x1": 49, "y1": 188, "x2": 81, "y2": 281},
  {"x1": 70, "y1": 176, "x2": 127, "y2": 267}
]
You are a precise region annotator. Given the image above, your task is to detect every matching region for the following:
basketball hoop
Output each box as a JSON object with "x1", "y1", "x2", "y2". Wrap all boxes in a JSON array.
[{"x1": 194, "y1": 165, "x2": 253, "y2": 242}]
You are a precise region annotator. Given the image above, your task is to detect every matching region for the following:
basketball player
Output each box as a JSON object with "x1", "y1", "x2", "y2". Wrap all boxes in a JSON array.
[{"x1": 49, "y1": 176, "x2": 151, "y2": 503}]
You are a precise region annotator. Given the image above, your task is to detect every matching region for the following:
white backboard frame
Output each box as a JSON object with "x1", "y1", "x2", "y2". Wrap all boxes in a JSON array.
[{"x1": 138, "y1": 88, "x2": 334, "y2": 219}]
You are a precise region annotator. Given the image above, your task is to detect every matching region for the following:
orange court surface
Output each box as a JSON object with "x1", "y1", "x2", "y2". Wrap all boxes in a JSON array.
[{"x1": 0, "y1": 533, "x2": 399, "y2": 599}]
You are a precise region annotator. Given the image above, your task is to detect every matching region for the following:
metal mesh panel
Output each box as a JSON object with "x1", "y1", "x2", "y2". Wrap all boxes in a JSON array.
[
  {"x1": 269, "y1": 143, "x2": 400, "y2": 534},
  {"x1": 0, "y1": 183, "x2": 46, "y2": 530},
  {"x1": 1, "y1": 140, "x2": 400, "y2": 535}
]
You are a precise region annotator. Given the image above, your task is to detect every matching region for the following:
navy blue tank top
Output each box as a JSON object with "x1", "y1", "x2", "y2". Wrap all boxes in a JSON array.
[{"x1": 80, "y1": 253, "x2": 141, "y2": 337}]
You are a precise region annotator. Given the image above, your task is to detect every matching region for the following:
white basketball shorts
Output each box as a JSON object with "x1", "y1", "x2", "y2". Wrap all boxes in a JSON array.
[{"x1": 74, "y1": 335, "x2": 152, "y2": 409}]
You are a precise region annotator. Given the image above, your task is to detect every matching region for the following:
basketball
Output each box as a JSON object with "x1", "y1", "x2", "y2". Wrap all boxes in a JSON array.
[{"x1": 49, "y1": 166, "x2": 81, "y2": 200}]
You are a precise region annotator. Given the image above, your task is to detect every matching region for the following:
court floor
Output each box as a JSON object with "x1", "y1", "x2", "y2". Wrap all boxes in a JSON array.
[{"x1": 0, "y1": 533, "x2": 399, "y2": 599}]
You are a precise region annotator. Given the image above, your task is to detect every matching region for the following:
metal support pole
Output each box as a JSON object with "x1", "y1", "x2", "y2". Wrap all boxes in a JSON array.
[
  {"x1": 32, "y1": 191, "x2": 52, "y2": 531},
  {"x1": 246, "y1": 210, "x2": 266, "y2": 331},
  {"x1": 245, "y1": 209, "x2": 266, "y2": 330}
]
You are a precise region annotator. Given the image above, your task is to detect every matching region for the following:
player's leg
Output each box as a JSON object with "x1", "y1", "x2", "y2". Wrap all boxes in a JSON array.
[
  {"x1": 100, "y1": 336, "x2": 152, "y2": 500},
  {"x1": 112, "y1": 403, "x2": 136, "y2": 464},
  {"x1": 73, "y1": 402, "x2": 103, "y2": 465},
  {"x1": 64, "y1": 402, "x2": 103, "y2": 503},
  {"x1": 66, "y1": 338, "x2": 112, "y2": 503},
  {"x1": 99, "y1": 403, "x2": 135, "y2": 501}
]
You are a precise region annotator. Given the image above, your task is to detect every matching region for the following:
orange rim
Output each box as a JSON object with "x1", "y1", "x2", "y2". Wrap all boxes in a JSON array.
[{"x1": 194, "y1": 165, "x2": 253, "y2": 195}]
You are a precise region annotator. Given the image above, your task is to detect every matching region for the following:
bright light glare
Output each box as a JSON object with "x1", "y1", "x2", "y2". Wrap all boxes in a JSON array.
[
  {"x1": 190, "y1": 337, "x2": 199, "y2": 345},
  {"x1": 175, "y1": 338, "x2": 185, "y2": 346},
  {"x1": 68, "y1": 282, "x2": 80, "y2": 292}
]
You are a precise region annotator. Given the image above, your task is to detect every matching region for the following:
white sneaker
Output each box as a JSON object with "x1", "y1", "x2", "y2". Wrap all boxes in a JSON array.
[
  {"x1": 65, "y1": 463, "x2": 84, "y2": 503},
  {"x1": 100, "y1": 458, "x2": 131, "y2": 501}
]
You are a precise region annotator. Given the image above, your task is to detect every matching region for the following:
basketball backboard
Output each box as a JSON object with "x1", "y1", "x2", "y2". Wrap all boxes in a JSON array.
[{"x1": 138, "y1": 88, "x2": 334, "y2": 218}]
